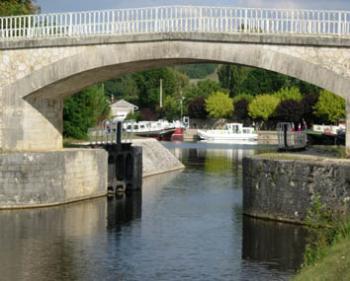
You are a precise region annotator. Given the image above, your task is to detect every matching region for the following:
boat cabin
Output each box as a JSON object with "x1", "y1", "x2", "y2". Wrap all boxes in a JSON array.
[{"x1": 226, "y1": 123, "x2": 255, "y2": 134}]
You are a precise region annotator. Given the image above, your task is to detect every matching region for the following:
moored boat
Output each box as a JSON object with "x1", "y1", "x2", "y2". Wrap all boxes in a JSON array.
[
  {"x1": 123, "y1": 120, "x2": 176, "y2": 140},
  {"x1": 197, "y1": 123, "x2": 257, "y2": 143}
]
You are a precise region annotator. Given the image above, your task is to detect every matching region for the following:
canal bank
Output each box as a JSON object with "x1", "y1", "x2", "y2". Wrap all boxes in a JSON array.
[
  {"x1": 243, "y1": 153, "x2": 350, "y2": 224},
  {"x1": 0, "y1": 138, "x2": 183, "y2": 209}
]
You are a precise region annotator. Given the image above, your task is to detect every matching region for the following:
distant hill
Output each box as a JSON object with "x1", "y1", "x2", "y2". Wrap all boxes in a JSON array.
[{"x1": 176, "y1": 64, "x2": 217, "y2": 79}]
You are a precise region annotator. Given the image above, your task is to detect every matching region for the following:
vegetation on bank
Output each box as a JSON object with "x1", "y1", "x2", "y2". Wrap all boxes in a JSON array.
[
  {"x1": 294, "y1": 238, "x2": 350, "y2": 281},
  {"x1": 293, "y1": 194, "x2": 350, "y2": 281}
]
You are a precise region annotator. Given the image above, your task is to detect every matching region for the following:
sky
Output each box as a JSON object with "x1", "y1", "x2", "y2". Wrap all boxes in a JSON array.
[{"x1": 36, "y1": 0, "x2": 350, "y2": 13}]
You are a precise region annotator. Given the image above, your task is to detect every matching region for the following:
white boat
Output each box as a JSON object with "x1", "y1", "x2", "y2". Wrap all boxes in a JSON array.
[
  {"x1": 122, "y1": 120, "x2": 176, "y2": 140},
  {"x1": 197, "y1": 123, "x2": 258, "y2": 143}
]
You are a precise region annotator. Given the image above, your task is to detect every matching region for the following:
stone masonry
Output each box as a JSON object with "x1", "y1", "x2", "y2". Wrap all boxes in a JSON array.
[
  {"x1": 243, "y1": 154, "x2": 350, "y2": 224},
  {"x1": 1, "y1": 33, "x2": 350, "y2": 152},
  {"x1": 0, "y1": 149, "x2": 108, "y2": 209}
]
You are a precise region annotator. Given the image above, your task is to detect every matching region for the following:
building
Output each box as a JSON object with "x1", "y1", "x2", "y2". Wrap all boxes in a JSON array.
[{"x1": 110, "y1": 99, "x2": 139, "y2": 122}]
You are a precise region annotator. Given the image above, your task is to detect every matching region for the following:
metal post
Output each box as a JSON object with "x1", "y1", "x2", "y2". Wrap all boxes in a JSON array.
[
  {"x1": 159, "y1": 79, "x2": 163, "y2": 109},
  {"x1": 117, "y1": 121, "x2": 122, "y2": 145}
]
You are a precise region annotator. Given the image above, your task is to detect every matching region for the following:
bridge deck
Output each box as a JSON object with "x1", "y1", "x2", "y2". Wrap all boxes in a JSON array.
[{"x1": 1, "y1": 6, "x2": 350, "y2": 42}]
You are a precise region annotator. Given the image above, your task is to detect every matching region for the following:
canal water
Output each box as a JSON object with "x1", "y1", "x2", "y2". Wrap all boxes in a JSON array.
[{"x1": 0, "y1": 143, "x2": 309, "y2": 281}]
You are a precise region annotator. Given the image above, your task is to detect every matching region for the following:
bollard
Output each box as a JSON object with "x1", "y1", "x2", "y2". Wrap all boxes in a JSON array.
[{"x1": 117, "y1": 121, "x2": 122, "y2": 145}]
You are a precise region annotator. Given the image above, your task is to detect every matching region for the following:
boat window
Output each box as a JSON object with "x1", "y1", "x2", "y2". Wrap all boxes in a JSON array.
[
  {"x1": 134, "y1": 125, "x2": 139, "y2": 130},
  {"x1": 140, "y1": 125, "x2": 145, "y2": 129},
  {"x1": 127, "y1": 125, "x2": 132, "y2": 130}
]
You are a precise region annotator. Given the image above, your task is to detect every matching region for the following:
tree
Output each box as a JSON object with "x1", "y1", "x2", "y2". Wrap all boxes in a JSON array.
[
  {"x1": 0, "y1": 0, "x2": 39, "y2": 16},
  {"x1": 274, "y1": 87, "x2": 303, "y2": 101},
  {"x1": 218, "y1": 65, "x2": 251, "y2": 96},
  {"x1": 63, "y1": 84, "x2": 110, "y2": 139},
  {"x1": 163, "y1": 95, "x2": 181, "y2": 120},
  {"x1": 187, "y1": 96, "x2": 207, "y2": 119},
  {"x1": 232, "y1": 94, "x2": 253, "y2": 121},
  {"x1": 301, "y1": 92, "x2": 320, "y2": 125},
  {"x1": 205, "y1": 92, "x2": 234, "y2": 118},
  {"x1": 184, "y1": 79, "x2": 222, "y2": 101},
  {"x1": 234, "y1": 99, "x2": 250, "y2": 121},
  {"x1": 314, "y1": 90, "x2": 345, "y2": 124},
  {"x1": 248, "y1": 94, "x2": 280, "y2": 122},
  {"x1": 275, "y1": 99, "x2": 304, "y2": 123},
  {"x1": 104, "y1": 75, "x2": 139, "y2": 104}
]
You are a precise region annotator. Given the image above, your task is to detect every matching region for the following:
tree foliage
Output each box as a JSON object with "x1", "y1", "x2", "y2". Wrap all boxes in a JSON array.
[
  {"x1": 205, "y1": 92, "x2": 234, "y2": 118},
  {"x1": 184, "y1": 79, "x2": 223, "y2": 101},
  {"x1": 0, "y1": 0, "x2": 39, "y2": 16},
  {"x1": 218, "y1": 64, "x2": 319, "y2": 98},
  {"x1": 314, "y1": 90, "x2": 345, "y2": 124},
  {"x1": 163, "y1": 95, "x2": 181, "y2": 120},
  {"x1": 275, "y1": 99, "x2": 304, "y2": 123},
  {"x1": 63, "y1": 84, "x2": 110, "y2": 139},
  {"x1": 234, "y1": 99, "x2": 250, "y2": 121},
  {"x1": 248, "y1": 94, "x2": 280, "y2": 121},
  {"x1": 301, "y1": 92, "x2": 320, "y2": 124},
  {"x1": 187, "y1": 96, "x2": 207, "y2": 119},
  {"x1": 275, "y1": 87, "x2": 303, "y2": 101}
]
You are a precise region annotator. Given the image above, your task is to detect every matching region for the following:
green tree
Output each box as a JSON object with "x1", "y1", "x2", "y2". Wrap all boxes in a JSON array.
[
  {"x1": 163, "y1": 95, "x2": 181, "y2": 120},
  {"x1": 248, "y1": 94, "x2": 280, "y2": 121},
  {"x1": 205, "y1": 92, "x2": 234, "y2": 118},
  {"x1": 184, "y1": 79, "x2": 222, "y2": 101},
  {"x1": 0, "y1": 0, "x2": 39, "y2": 16},
  {"x1": 314, "y1": 90, "x2": 345, "y2": 124},
  {"x1": 218, "y1": 65, "x2": 251, "y2": 97},
  {"x1": 104, "y1": 75, "x2": 139, "y2": 104},
  {"x1": 274, "y1": 86, "x2": 303, "y2": 101},
  {"x1": 63, "y1": 84, "x2": 110, "y2": 139}
]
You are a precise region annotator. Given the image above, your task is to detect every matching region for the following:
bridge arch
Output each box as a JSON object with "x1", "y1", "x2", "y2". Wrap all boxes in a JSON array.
[{"x1": 2, "y1": 36, "x2": 350, "y2": 151}]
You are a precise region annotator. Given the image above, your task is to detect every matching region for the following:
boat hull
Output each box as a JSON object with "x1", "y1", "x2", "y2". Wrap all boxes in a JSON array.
[
  {"x1": 197, "y1": 129, "x2": 258, "y2": 143},
  {"x1": 134, "y1": 128, "x2": 176, "y2": 141}
]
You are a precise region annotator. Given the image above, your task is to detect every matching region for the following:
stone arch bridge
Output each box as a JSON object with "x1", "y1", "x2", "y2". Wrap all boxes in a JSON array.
[{"x1": 1, "y1": 6, "x2": 350, "y2": 152}]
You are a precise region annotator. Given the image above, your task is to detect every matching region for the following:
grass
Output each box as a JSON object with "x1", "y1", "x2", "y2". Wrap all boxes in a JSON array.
[
  {"x1": 294, "y1": 218, "x2": 350, "y2": 281},
  {"x1": 294, "y1": 238, "x2": 350, "y2": 281}
]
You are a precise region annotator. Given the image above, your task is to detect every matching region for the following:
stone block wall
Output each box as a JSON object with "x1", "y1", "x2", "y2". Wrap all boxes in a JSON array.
[
  {"x1": 0, "y1": 149, "x2": 107, "y2": 209},
  {"x1": 243, "y1": 155, "x2": 350, "y2": 223}
]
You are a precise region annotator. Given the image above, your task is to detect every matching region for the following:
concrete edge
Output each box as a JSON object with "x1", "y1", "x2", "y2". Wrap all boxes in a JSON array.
[
  {"x1": 0, "y1": 192, "x2": 107, "y2": 210},
  {"x1": 246, "y1": 154, "x2": 350, "y2": 165},
  {"x1": 243, "y1": 211, "x2": 305, "y2": 226},
  {"x1": 2, "y1": 32, "x2": 350, "y2": 50},
  {"x1": 143, "y1": 165, "x2": 185, "y2": 178}
]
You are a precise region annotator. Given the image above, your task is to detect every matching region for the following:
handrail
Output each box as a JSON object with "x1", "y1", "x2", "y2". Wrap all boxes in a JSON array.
[{"x1": 1, "y1": 5, "x2": 350, "y2": 40}]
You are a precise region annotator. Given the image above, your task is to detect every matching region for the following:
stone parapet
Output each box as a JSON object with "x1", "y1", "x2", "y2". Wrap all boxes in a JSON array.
[
  {"x1": 0, "y1": 149, "x2": 107, "y2": 209},
  {"x1": 243, "y1": 154, "x2": 350, "y2": 224}
]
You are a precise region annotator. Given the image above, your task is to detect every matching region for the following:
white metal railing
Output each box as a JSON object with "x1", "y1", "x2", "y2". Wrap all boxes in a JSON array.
[{"x1": 1, "y1": 6, "x2": 350, "y2": 40}]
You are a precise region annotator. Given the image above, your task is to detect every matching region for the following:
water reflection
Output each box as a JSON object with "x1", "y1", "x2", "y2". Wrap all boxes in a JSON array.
[
  {"x1": 107, "y1": 193, "x2": 142, "y2": 230},
  {"x1": 0, "y1": 198, "x2": 107, "y2": 281},
  {"x1": 0, "y1": 143, "x2": 309, "y2": 281},
  {"x1": 242, "y1": 216, "x2": 308, "y2": 274}
]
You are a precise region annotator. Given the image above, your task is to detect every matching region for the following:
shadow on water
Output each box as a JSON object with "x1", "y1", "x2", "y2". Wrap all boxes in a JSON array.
[
  {"x1": 107, "y1": 193, "x2": 142, "y2": 230},
  {"x1": 242, "y1": 216, "x2": 309, "y2": 273}
]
